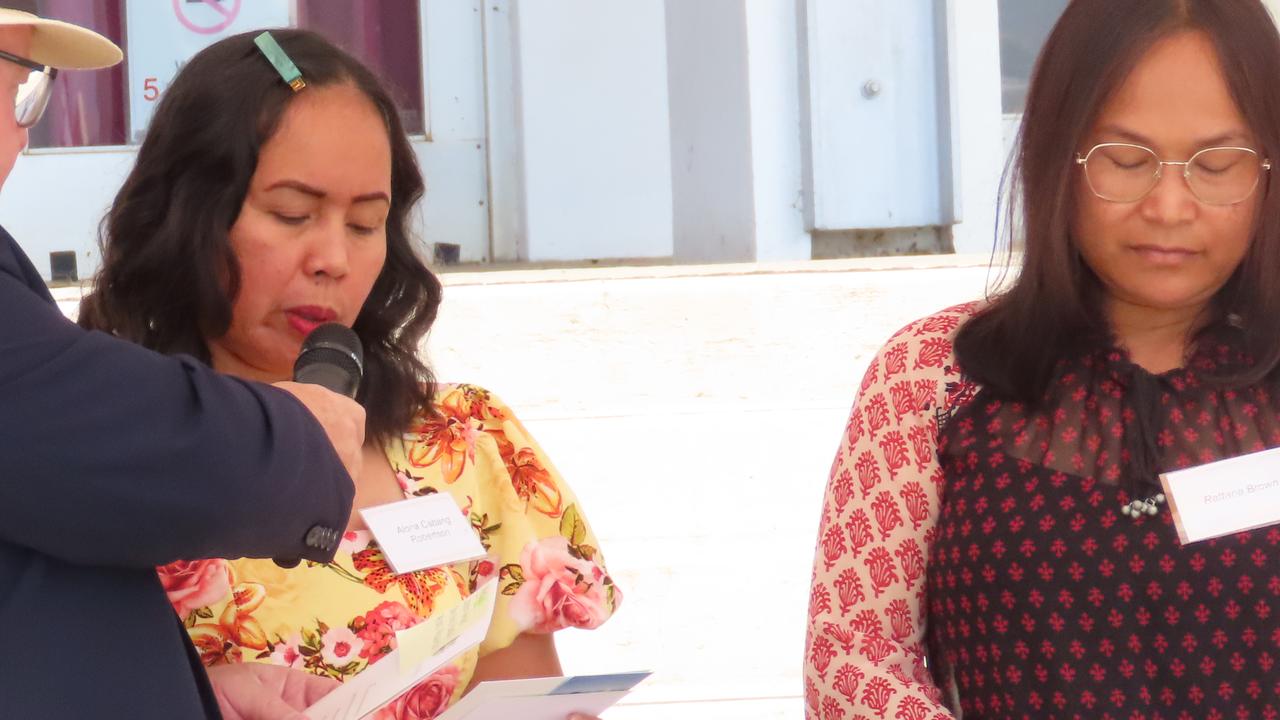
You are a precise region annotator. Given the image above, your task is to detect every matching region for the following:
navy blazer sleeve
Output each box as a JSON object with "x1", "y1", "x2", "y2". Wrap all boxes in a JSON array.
[{"x1": 0, "y1": 229, "x2": 354, "y2": 568}]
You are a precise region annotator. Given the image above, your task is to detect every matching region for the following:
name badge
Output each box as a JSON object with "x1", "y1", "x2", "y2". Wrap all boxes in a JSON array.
[
  {"x1": 359, "y1": 493, "x2": 487, "y2": 574},
  {"x1": 1160, "y1": 446, "x2": 1280, "y2": 544}
]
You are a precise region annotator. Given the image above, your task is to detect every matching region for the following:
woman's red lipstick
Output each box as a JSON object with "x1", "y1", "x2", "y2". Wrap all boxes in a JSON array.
[{"x1": 285, "y1": 306, "x2": 338, "y2": 336}]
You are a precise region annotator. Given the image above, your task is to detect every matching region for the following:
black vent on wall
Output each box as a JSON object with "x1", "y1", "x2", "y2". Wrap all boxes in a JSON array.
[
  {"x1": 49, "y1": 251, "x2": 77, "y2": 282},
  {"x1": 433, "y1": 243, "x2": 461, "y2": 266}
]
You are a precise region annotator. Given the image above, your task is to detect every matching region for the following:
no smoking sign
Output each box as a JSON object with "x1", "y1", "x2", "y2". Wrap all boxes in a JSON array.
[{"x1": 172, "y1": 0, "x2": 243, "y2": 36}]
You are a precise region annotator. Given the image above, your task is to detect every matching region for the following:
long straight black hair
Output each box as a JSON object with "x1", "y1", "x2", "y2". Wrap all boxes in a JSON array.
[
  {"x1": 956, "y1": 0, "x2": 1280, "y2": 401},
  {"x1": 79, "y1": 29, "x2": 442, "y2": 441}
]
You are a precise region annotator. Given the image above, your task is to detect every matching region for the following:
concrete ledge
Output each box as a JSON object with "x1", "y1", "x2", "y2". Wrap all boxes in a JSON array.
[{"x1": 437, "y1": 252, "x2": 1005, "y2": 287}]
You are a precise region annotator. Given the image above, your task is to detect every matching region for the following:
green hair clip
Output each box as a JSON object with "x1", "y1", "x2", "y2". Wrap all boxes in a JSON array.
[{"x1": 254, "y1": 31, "x2": 306, "y2": 92}]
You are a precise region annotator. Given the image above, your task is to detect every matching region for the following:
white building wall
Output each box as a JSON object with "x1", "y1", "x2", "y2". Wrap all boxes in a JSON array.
[
  {"x1": 665, "y1": 0, "x2": 757, "y2": 263},
  {"x1": 799, "y1": 2, "x2": 954, "y2": 231},
  {"x1": 418, "y1": 0, "x2": 490, "y2": 263},
  {"x1": 743, "y1": 0, "x2": 811, "y2": 262},
  {"x1": 0, "y1": 148, "x2": 134, "y2": 280},
  {"x1": 947, "y1": 0, "x2": 1004, "y2": 255},
  {"x1": 663, "y1": 0, "x2": 812, "y2": 264},
  {"x1": 513, "y1": 0, "x2": 674, "y2": 262},
  {"x1": 482, "y1": 0, "x2": 527, "y2": 263}
]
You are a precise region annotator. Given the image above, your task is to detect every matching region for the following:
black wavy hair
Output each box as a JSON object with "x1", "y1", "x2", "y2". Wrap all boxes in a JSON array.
[{"x1": 79, "y1": 28, "x2": 442, "y2": 441}]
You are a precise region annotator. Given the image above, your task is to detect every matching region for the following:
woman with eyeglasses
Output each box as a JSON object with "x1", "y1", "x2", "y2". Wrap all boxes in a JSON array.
[{"x1": 806, "y1": 0, "x2": 1280, "y2": 717}]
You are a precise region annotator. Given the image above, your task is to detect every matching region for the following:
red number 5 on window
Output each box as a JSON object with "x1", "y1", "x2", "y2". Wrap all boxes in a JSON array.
[{"x1": 143, "y1": 78, "x2": 160, "y2": 102}]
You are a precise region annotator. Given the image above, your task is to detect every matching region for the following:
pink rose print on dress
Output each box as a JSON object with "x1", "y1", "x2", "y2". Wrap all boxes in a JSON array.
[
  {"x1": 373, "y1": 666, "x2": 461, "y2": 720},
  {"x1": 157, "y1": 559, "x2": 231, "y2": 619},
  {"x1": 508, "y1": 536, "x2": 611, "y2": 633}
]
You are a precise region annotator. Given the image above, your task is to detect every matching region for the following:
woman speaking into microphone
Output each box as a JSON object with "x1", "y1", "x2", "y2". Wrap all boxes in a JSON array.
[{"x1": 79, "y1": 29, "x2": 620, "y2": 720}]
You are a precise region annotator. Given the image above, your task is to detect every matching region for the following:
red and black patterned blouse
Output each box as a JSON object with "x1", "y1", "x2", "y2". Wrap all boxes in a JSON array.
[{"x1": 806, "y1": 303, "x2": 1280, "y2": 720}]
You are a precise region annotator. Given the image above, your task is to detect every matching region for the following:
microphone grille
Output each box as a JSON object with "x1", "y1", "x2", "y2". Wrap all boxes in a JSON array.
[{"x1": 297, "y1": 323, "x2": 364, "y2": 374}]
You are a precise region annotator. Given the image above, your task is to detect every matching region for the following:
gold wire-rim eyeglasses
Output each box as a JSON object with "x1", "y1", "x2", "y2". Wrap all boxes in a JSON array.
[{"x1": 1075, "y1": 142, "x2": 1271, "y2": 205}]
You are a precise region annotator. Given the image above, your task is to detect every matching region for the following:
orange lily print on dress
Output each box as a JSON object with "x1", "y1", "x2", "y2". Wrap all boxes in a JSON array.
[
  {"x1": 507, "y1": 446, "x2": 562, "y2": 517},
  {"x1": 406, "y1": 394, "x2": 479, "y2": 484},
  {"x1": 404, "y1": 385, "x2": 506, "y2": 484},
  {"x1": 189, "y1": 623, "x2": 241, "y2": 666},
  {"x1": 352, "y1": 543, "x2": 451, "y2": 617},
  {"x1": 447, "y1": 384, "x2": 508, "y2": 425},
  {"x1": 186, "y1": 578, "x2": 271, "y2": 665}
]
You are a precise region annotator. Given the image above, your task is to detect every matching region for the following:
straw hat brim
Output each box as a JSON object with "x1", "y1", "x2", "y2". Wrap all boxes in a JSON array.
[{"x1": 0, "y1": 9, "x2": 122, "y2": 70}]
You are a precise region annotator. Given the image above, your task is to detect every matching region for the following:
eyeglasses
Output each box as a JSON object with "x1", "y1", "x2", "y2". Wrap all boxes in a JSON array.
[
  {"x1": 1075, "y1": 142, "x2": 1271, "y2": 206},
  {"x1": 0, "y1": 49, "x2": 57, "y2": 128}
]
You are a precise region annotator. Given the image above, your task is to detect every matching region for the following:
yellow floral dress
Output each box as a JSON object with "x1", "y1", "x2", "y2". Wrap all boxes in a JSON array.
[{"x1": 156, "y1": 385, "x2": 621, "y2": 719}]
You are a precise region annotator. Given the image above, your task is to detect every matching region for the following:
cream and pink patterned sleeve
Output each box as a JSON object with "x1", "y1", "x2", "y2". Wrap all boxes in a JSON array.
[{"x1": 804, "y1": 304, "x2": 978, "y2": 720}]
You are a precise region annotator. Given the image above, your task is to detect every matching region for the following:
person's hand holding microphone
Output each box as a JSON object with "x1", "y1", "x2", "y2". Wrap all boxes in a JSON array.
[
  {"x1": 273, "y1": 324, "x2": 367, "y2": 483},
  {"x1": 272, "y1": 381, "x2": 365, "y2": 481}
]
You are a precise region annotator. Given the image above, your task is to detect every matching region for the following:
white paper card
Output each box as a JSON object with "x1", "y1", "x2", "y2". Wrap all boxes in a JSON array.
[
  {"x1": 438, "y1": 671, "x2": 652, "y2": 720},
  {"x1": 359, "y1": 493, "x2": 486, "y2": 574},
  {"x1": 396, "y1": 579, "x2": 498, "y2": 673},
  {"x1": 306, "y1": 579, "x2": 499, "y2": 720},
  {"x1": 1160, "y1": 445, "x2": 1280, "y2": 544}
]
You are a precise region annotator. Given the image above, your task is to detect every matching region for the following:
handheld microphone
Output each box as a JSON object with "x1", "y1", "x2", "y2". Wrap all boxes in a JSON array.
[
  {"x1": 293, "y1": 323, "x2": 364, "y2": 398},
  {"x1": 276, "y1": 323, "x2": 364, "y2": 569}
]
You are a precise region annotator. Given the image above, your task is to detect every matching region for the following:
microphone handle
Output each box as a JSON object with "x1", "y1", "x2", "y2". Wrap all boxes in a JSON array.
[{"x1": 294, "y1": 362, "x2": 359, "y2": 399}]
